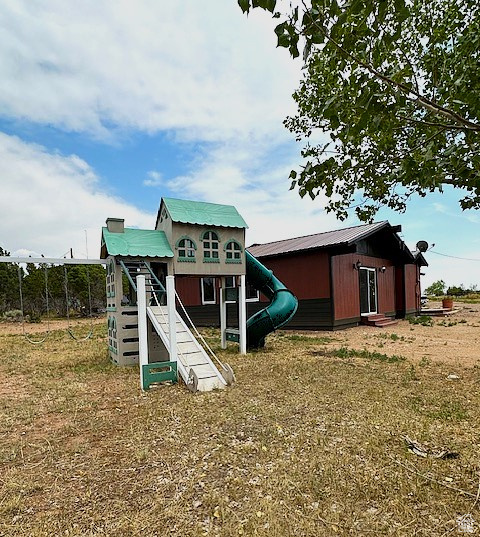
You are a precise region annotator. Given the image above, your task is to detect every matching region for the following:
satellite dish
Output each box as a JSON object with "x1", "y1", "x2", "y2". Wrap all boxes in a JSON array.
[{"x1": 416, "y1": 240, "x2": 429, "y2": 252}]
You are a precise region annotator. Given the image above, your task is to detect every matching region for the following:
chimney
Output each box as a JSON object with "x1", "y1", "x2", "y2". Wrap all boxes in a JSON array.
[{"x1": 106, "y1": 218, "x2": 125, "y2": 233}]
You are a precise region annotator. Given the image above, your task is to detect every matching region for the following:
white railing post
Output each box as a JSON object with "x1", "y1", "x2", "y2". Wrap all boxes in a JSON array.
[
  {"x1": 166, "y1": 275, "x2": 177, "y2": 363},
  {"x1": 137, "y1": 275, "x2": 148, "y2": 390},
  {"x1": 220, "y1": 277, "x2": 227, "y2": 349},
  {"x1": 239, "y1": 274, "x2": 247, "y2": 354}
]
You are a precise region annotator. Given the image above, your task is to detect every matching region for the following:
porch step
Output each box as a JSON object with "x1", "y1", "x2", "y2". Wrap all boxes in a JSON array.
[{"x1": 362, "y1": 314, "x2": 398, "y2": 327}]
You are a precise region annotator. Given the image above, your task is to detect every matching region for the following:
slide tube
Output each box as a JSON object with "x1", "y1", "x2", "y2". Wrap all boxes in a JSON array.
[{"x1": 245, "y1": 250, "x2": 298, "y2": 349}]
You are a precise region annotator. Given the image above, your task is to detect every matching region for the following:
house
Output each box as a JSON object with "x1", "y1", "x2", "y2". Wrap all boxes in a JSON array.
[{"x1": 176, "y1": 221, "x2": 428, "y2": 330}]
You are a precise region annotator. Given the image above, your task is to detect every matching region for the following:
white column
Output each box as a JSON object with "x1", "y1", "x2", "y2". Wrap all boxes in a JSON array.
[
  {"x1": 220, "y1": 277, "x2": 227, "y2": 349},
  {"x1": 239, "y1": 274, "x2": 247, "y2": 354},
  {"x1": 137, "y1": 275, "x2": 148, "y2": 390},
  {"x1": 166, "y1": 275, "x2": 177, "y2": 363}
]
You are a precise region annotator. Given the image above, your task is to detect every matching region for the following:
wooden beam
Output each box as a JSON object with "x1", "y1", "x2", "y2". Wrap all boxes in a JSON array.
[{"x1": 0, "y1": 257, "x2": 106, "y2": 265}]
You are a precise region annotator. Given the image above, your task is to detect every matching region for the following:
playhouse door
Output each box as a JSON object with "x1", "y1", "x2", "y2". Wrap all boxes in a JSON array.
[{"x1": 359, "y1": 268, "x2": 377, "y2": 315}]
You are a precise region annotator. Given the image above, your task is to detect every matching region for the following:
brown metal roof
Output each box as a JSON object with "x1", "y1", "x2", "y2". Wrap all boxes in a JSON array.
[{"x1": 247, "y1": 221, "x2": 390, "y2": 258}]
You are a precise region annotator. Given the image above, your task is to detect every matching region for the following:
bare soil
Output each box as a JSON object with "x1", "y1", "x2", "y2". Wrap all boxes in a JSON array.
[
  {"x1": 315, "y1": 300, "x2": 480, "y2": 368},
  {"x1": 1, "y1": 305, "x2": 480, "y2": 536}
]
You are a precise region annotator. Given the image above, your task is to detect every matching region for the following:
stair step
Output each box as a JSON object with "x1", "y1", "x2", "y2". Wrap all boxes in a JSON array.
[
  {"x1": 364, "y1": 314, "x2": 384, "y2": 321},
  {"x1": 374, "y1": 320, "x2": 398, "y2": 327},
  {"x1": 362, "y1": 314, "x2": 397, "y2": 327}
]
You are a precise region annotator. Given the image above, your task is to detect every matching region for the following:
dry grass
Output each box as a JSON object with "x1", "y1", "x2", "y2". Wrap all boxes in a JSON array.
[{"x1": 1, "y1": 319, "x2": 480, "y2": 536}]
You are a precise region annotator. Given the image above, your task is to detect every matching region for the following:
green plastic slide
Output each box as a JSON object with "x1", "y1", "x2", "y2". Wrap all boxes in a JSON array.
[{"x1": 245, "y1": 250, "x2": 298, "y2": 348}]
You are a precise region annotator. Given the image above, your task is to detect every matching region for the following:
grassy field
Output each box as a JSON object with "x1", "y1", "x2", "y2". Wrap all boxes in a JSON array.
[{"x1": 1, "y1": 321, "x2": 479, "y2": 536}]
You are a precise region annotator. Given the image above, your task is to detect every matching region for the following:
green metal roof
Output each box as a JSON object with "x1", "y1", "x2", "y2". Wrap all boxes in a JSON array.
[
  {"x1": 161, "y1": 197, "x2": 248, "y2": 229},
  {"x1": 101, "y1": 227, "x2": 174, "y2": 258}
]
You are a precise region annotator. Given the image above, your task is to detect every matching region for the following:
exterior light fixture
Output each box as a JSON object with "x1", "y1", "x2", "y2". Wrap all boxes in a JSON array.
[
  {"x1": 353, "y1": 260, "x2": 362, "y2": 270},
  {"x1": 380, "y1": 266, "x2": 386, "y2": 273}
]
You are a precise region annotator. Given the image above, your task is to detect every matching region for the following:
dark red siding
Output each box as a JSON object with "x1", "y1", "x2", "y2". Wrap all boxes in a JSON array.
[
  {"x1": 176, "y1": 276, "x2": 202, "y2": 306},
  {"x1": 332, "y1": 254, "x2": 395, "y2": 320},
  {"x1": 405, "y1": 264, "x2": 420, "y2": 314},
  {"x1": 258, "y1": 250, "x2": 331, "y2": 300}
]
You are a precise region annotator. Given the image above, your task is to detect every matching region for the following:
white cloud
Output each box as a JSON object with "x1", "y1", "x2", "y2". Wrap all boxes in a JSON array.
[
  {"x1": 166, "y1": 139, "x2": 355, "y2": 245},
  {"x1": 143, "y1": 170, "x2": 163, "y2": 187},
  {"x1": 0, "y1": 1, "x2": 300, "y2": 143},
  {"x1": 0, "y1": 133, "x2": 154, "y2": 258}
]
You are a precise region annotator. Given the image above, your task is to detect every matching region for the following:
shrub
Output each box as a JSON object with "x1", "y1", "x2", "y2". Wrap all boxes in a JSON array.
[
  {"x1": 406, "y1": 315, "x2": 434, "y2": 326},
  {"x1": 3, "y1": 309, "x2": 22, "y2": 322}
]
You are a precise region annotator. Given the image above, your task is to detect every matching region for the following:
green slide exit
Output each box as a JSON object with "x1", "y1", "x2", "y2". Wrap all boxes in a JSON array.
[{"x1": 245, "y1": 250, "x2": 298, "y2": 349}]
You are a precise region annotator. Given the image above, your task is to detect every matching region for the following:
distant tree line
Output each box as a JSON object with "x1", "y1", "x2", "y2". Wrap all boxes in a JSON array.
[
  {"x1": 424, "y1": 279, "x2": 479, "y2": 297},
  {"x1": 0, "y1": 247, "x2": 106, "y2": 318}
]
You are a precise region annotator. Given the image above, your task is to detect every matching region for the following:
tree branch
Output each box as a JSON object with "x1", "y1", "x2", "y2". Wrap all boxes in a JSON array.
[{"x1": 300, "y1": 3, "x2": 480, "y2": 131}]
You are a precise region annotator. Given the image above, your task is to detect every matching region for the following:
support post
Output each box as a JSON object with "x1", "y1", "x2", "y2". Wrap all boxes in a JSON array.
[
  {"x1": 137, "y1": 275, "x2": 148, "y2": 390},
  {"x1": 166, "y1": 275, "x2": 177, "y2": 363},
  {"x1": 239, "y1": 274, "x2": 247, "y2": 354},
  {"x1": 220, "y1": 277, "x2": 227, "y2": 349}
]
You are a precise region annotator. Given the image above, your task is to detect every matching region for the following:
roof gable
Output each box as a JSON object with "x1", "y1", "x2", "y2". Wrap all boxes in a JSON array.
[
  {"x1": 101, "y1": 227, "x2": 174, "y2": 258},
  {"x1": 157, "y1": 197, "x2": 248, "y2": 229}
]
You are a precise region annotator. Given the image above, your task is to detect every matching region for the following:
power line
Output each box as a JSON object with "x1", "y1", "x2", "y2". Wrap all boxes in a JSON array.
[{"x1": 429, "y1": 249, "x2": 480, "y2": 262}]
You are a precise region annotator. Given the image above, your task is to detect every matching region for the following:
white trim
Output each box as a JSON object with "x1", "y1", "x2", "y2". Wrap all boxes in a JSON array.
[
  {"x1": 137, "y1": 275, "x2": 148, "y2": 391},
  {"x1": 359, "y1": 267, "x2": 378, "y2": 315},
  {"x1": 239, "y1": 275, "x2": 247, "y2": 354},
  {"x1": 220, "y1": 277, "x2": 227, "y2": 349},
  {"x1": 166, "y1": 276, "x2": 177, "y2": 362},
  {"x1": 224, "y1": 275, "x2": 236, "y2": 304},
  {"x1": 201, "y1": 277, "x2": 216, "y2": 304}
]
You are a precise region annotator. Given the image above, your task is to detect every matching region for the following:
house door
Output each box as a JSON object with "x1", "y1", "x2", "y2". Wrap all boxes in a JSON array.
[{"x1": 359, "y1": 268, "x2": 377, "y2": 315}]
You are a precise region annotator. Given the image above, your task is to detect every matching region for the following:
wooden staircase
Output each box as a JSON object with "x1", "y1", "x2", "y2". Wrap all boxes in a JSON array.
[
  {"x1": 362, "y1": 314, "x2": 398, "y2": 327},
  {"x1": 147, "y1": 305, "x2": 228, "y2": 392}
]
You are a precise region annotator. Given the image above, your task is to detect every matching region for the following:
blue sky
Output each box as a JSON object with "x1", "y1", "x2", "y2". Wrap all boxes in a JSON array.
[{"x1": 0, "y1": 1, "x2": 479, "y2": 289}]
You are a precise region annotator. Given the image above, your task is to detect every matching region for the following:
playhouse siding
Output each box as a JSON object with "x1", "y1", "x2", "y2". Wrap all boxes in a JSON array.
[
  {"x1": 168, "y1": 223, "x2": 246, "y2": 276},
  {"x1": 331, "y1": 253, "x2": 396, "y2": 325}
]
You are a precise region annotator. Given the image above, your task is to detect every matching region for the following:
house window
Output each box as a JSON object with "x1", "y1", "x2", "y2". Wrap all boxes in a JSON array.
[
  {"x1": 201, "y1": 277, "x2": 216, "y2": 304},
  {"x1": 246, "y1": 281, "x2": 259, "y2": 302},
  {"x1": 202, "y1": 231, "x2": 220, "y2": 262},
  {"x1": 224, "y1": 276, "x2": 236, "y2": 304},
  {"x1": 225, "y1": 240, "x2": 242, "y2": 263},
  {"x1": 176, "y1": 237, "x2": 196, "y2": 262}
]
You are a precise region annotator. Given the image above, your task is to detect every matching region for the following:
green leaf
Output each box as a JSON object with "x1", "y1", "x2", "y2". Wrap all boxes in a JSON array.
[{"x1": 238, "y1": 0, "x2": 250, "y2": 13}]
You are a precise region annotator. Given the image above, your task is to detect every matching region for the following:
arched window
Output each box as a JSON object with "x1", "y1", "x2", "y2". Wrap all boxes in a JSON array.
[
  {"x1": 224, "y1": 240, "x2": 242, "y2": 263},
  {"x1": 176, "y1": 237, "x2": 196, "y2": 262},
  {"x1": 202, "y1": 231, "x2": 219, "y2": 262}
]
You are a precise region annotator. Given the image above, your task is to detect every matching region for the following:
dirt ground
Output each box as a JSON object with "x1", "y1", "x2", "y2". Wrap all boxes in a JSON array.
[
  {"x1": 0, "y1": 316, "x2": 104, "y2": 336},
  {"x1": 1, "y1": 300, "x2": 478, "y2": 367},
  {"x1": 316, "y1": 300, "x2": 480, "y2": 368},
  {"x1": 1, "y1": 303, "x2": 480, "y2": 536}
]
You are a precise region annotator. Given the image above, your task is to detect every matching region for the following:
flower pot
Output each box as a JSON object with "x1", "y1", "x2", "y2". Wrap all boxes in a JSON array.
[{"x1": 442, "y1": 298, "x2": 454, "y2": 309}]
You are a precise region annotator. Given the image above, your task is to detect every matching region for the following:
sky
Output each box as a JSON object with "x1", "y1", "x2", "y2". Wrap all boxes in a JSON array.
[{"x1": 0, "y1": 0, "x2": 479, "y2": 290}]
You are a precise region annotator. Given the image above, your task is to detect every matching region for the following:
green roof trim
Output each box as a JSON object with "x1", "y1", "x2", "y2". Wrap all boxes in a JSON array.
[
  {"x1": 102, "y1": 227, "x2": 174, "y2": 258},
  {"x1": 161, "y1": 198, "x2": 248, "y2": 229}
]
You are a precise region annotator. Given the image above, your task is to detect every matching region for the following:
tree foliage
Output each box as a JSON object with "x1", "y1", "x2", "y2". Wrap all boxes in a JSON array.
[
  {"x1": 239, "y1": 0, "x2": 480, "y2": 220},
  {"x1": 0, "y1": 254, "x2": 106, "y2": 318},
  {"x1": 424, "y1": 279, "x2": 446, "y2": 296}
]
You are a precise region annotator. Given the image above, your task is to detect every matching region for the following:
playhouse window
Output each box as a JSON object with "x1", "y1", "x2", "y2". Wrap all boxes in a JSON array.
[
  {"x1": 201, "y1": 277, "x2": 216, "y2": 304},
  {"x1": 177, "y1": 238, "x2": 196, "y2": 260},
  {"x1": 225, "y1": 240, "x2": 242, "y2": 263},
  {"x1": 203, "y1": 231, "x2": 219, "y2": 261}
]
